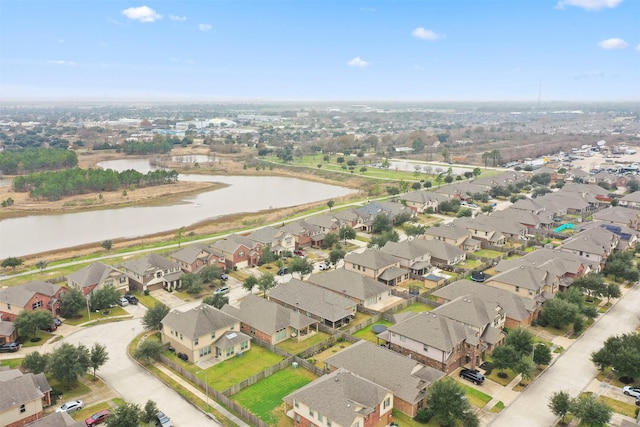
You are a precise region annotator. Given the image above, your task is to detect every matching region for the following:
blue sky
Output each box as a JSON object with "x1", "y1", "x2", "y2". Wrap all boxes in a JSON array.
[{"x1": 1, "y1": 0, "x2": 638, "y2": 102}]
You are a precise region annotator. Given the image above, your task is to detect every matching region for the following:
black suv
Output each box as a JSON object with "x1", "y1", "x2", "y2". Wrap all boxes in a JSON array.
[
  {"x1": 124, "y1": 294, "x2": 139, "y2": 305},
  {"x1": 0, "y1": 342, "x2": 20, "y2": 353},
  {"x1": 459, "y1": 368, "x2": 485, "y2": 385}
]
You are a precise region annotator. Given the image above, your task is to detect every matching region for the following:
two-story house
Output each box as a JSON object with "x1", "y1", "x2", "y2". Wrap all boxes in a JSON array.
[
  {"x1": 399, "y1": 190, "x2": 450, "y2": 214},
  {"x1": 343, "y1": 250, "x2": 409, "y2": 286},
  {"x1": 485, "y1": 264, "x2": 559, "y2": 302},
  {"x1": 423, "y1": 224, "x2": 480, "y2": 253},
  {"x1": 211, "y1": 234, "x2": 261, "y2": 269},
  {"x1": 67, "y1": 262, "x2": 130, "y2": 296},
  {"x1": 247, "y1": 226, "x2": 296, "y2": 256},
  {"x1": 0, "y1": 368, "x2": 52, "y2": 427},
  {"x1": 0, "y1": 281, "x2": 65, "y2": 322},
  {"x1": 380, "y1": 240, "x2": 432, "y2": 278},
  {"x1": 119, "y1": 253, "x2": 183, "y2": 292},
  {"x1": 221, "y1": 294, "x2": 319, "y2": 344},
  {"x1": 161, "y1": 303, "x2": 250, "y2": 363},
  {"x1": 306, "y1": 269, "x2": 394, "y2": 310},
  {"x1": 592, "y1": 206, "x2": 640, "y2": 230},
  {"x1": 169, "y1": 244, "x2": 225, "y2": 273},
  {"x1": 559, "y1": 226, "x2": 619, "y2": 271},
  {"x1": 325, "y1": 340, "x2": 444, "y2": 418},
  {"x1": 283, "y1": 368, "x2": 394, "y2": 427}
]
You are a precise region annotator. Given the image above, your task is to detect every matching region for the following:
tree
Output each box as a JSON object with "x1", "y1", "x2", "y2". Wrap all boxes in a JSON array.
[
  {"x1": 541, "y1": 298, "x2": 579, "y2": 329},
  {"x1": 473, "y1": 167, "x2": 482, "y2": 178},
  {"x1": 106, "y1": 402, "x2": 141, "y2": 427},
  {"x1": 60, "y1": 287, "x2": 87, "y2": 318},
  {"x1": 180, "y1": 273, "x2": 204, "y2": 295},
  {"x1": 258, "y1": 273, "x2": 277, "y2": 297},
  {"x1": 424, "y1": 379, "x2": 479, "y2": 427},
  {"x1": 368, "y1": 229, "x2": 399, "y2": 248},
  {"x1": 242, "y1": 275, "x2": 258, "y2": 294},
  {"x1": 371, "y1": 213, "x2": 392, "y2": 234},
  {"x1": 399, "y1": 180, "x2": 410, "y2": 193},
  {"x1": 491, "y1": 344, "x2": 519, "y2": 373},
  {"x1": 14, "y1": 310, "x2": 53, "y2": 340},
  {"x1": 203, "y1": 293, "x2": 229, "y2": 309},
  {"x1": 605, "y1": 282, "x2": 621, "y2": 302},
  {"x1": 548, "y1": 391, "x2": 572, "y2": 424},
  {"x1": 47, "y1": 343, "x2": 90, "y2": 388},
  {"x1": 441, "y1": 147, "x2": 451, "y2": 162},
  {"x1": 289, "y1": 257, "x2": 314, "y2": 280},
  {"x1": 321, "y1": 232, "x2": 339, "y2": 249},
  {"x1": 572, "y1": 275, "x2": 607, "y2": 299},
  {"x1": 90, "y1": 284, "x2": 120, "y2": 311},
  {"x1": 89, "y1": 343, "x2": 109, "y2": 379},
  {"x1": 101, "y1": 240, "x2": 113, "y2": 252},
  {"x1": 505, "y1": 327, "x2": 534, "y2": 358},
  {"x1": 134, "y1": 340, "x2": 163, "y2": 363},
  {"x1": 514, "y1": 356, "x2": 535, "y2": 384},
  {"x1": 404, "y1": 223, "x2": 426, "y2": 237},
  {"x1": 141, "y1": 400, "x2": 159, "y2": 424},
  {"x1": 2, "y1": 257, "x2": 23, "y2": 270},
  {"x1": 533, "y1": 343, "x2": 552, "y2": 366},
  {"x1": 199, "y1": 265, "x2": 221, "y2": 284},
  {"x1": 327, "y1": 199, "x2": 335, "y2": 211},
  {"x1": 22, "y1": 351, "x2": 49, "y2": 374},
  {"x1": 339, "y1": 226, "x2": 356, "y2": 242},
  {"x1": 329, "y1": 247, "x2": 346, "y2": 266},
  {"x1": 176, "y1": 226, "x2": 185, "y2": 247},
  {"x1": 35, "y1": 259, "x2": 48, "y2": 272},
  {"x1": 142, "y1": 303, "x2": 170, "y2": 330},
  {"x1": 570, "y1": 394, "x2": 612, "y2": 427},
  {"x1": 591, "y1": 333, "x2": 640, "y2": 381}
]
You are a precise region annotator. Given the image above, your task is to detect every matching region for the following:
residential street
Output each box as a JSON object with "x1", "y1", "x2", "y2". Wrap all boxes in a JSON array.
[
  {"x1": 490, "y1": 283, "x2": 640, "y2": 427},
  {"x1": 57, "y1": 314, "x2": 221, "y2": 427}
]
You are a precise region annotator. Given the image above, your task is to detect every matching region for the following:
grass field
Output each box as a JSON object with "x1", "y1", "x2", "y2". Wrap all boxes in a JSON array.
[
  {"x1": 193, "y1": 346, "x2": 285, "y2": 391},
  {"x1": 474, "y1": 249, "x2": 504, "y2": 259},
  {"x1": 459, "y1": 383, "x2": 493, "y2": 408},
  {"x1": 64, "y1": 306, "x2": 129, "y2": 326},
  {"x1": 597, "y1": 394, "x2": 638, "y2": 418},
  {"x1": 277, "y1": 331, "x2": 330, "y2": 355},
  {"x1": 232, "y1": 366, "x2": 318, "y2": 425},
  {"x1": 71, "y1": 401, "x2": 113, "y2": 423},
  {"x1": 397, "y1": 302, "x2": 434, "y2": 314},
  {"x1": 0, "y1": 358, "x2": 23, "y2": 368},
  {"x1": 352, "y1": 320, "x2": 394, "y2": 343}
]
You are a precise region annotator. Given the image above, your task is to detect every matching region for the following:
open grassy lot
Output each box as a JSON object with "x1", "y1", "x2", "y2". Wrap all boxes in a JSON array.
[
  {"x1": 232, "y1": 366, "x2": 318, "y2": 425},
  {"x1": 352, "y1": 320, "x2": 394, "y2": 343},
  {"x1": 194, "y1": 346, "x2": 285, "y2": 391},
  {"x1": 277, "y1": 331, "x2": 330, "y2": 355},
  {"x1": 19, "y1": 330, "x2": 55, "y2": 347},
  {"x1": 49, "y1": 377, "x2": 92, "y2": 397}
]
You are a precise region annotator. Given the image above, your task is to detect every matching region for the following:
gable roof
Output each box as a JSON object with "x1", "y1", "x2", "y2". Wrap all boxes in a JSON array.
[
  {"x1": 496, "y1": 248, "x2": 584, "y2": 277},
  {"x1": 432, "y1": 279, "x2": 534, "y2": 321},
  {"x1": 487, "y1": 264, "x2": 550, "y2": 291},
  {"x1": 592, "y1": 206, "x2": 640, "y2": 225},
  {"x1": 325, "y1": 340, "x2": 444, "y2": 404},
  {"x1": 21, "y1": 280, "x2": 62, "y2": 297},
  {"x1": 380, "y1": 240, "x2": 430, "y2": 261},
  {"x1": 416, "y1": 239, "x2": 466, "y2": 261},
  {"x1": 246, "y1": 226, "x2": 280, "y2": 245},
  {"x1": 162, "y1": 304, "x2": 239, "y2": 340},
  {"x1": 67, "y1": 262, "x2": 125, "y2": 288},
  {"x1": 620, "y1": 191, "x2": 640, "y2": 203},
  {"x1": 221, "y1": 294, "x2": 317, "y2": 335},
  {"x1": 387, "y1": 312, "x2": 473, "y2": 352},
  {"x1": 400, "y1": 190, "x2": 450, "y2": 205},
  {"x1": 23, "y1": 412, "x2": 77, "y2": 427},
  {"x1": 0, "y1": 286, "x2": 36, "y2": 307},
  {"x1": 170, "y1": 244, "x2": 222, "y2": 264},
  {"x1": 560, "y1": 226, "x2": 618, "y2": 255},
  {"x1": 120, "y1": 253, "x2": 180, "y2": 275},
  {"x1": 0, "y1": 369, "x2": 47, "y2": 411},
  {"x1": 268, "y1": 279, "x2": 356, "y2": 322},
  {"x1": 306, "y1": 269, "x2": 390, "y2": 301},
  {"x1": 344, "y1": 249, "x2": 399, "y2": 270},
  {"x1": 424, "y1": 224, "x2": 470, "y2": 240},
  {"x1": 283, "y1": 368, "x2": 389, "y2": 427}
]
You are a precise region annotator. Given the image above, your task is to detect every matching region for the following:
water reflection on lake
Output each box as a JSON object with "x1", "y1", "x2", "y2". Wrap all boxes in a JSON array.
[{"x1": 0, "y1": 159, "x2": 354, "y2": 258}]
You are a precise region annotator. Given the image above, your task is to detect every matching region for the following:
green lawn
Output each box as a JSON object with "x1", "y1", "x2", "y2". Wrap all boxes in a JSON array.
[
  {"x1": 232, "y1": 366, "x2": 318, "y2": 425},
  {"x1": 64, "y1": 306, "x2": 129, "y2": 326},
  {"x1": 397, "y1": 302, "x2": 434, "y2": 314},
  {"x1": 459, "y1": 383, "x2": 493, "y2": 408},
  {"x1": 486, "y1": 369, "x2": 516, "y2": 386},
  {"x1": 352, "y1": 320, "x2": 394, "y2": 343},
  {"x1": 49, "y1": 377, "x2": 92, "y2": 396},
  {"x1": 20, "y1": 330, "x2": 54, "y2": 347},
  {"x1": 391, "y1": 409, "x2": 439, "y2": 427},
  {"x1": 490, "y1": 401, "x2": 505, "y2": 413},
  {"x1": 474, "y1": 249, "x2": 504, "y2": 259},
  {"x1": 194, "y1": 346, "x2": 285, "y2": 391},
  {"x1": 71, "y1": 401, "x2": 113, "y2": 423},
  {"x1": 343, "y1": 312, "x2": 372, "y2": 329},
  {"x1": 597, "y1": 395, "x2": 638, "y2": 418},
  {"x1": 128, "y1": 290, "x2": 162, "y2": 309},
  {"x1": 276, "y1": 331, "x2": 330, "y2": 355},
  {"x1": 0, "y1": 358, "x2": 23, "y2": 368}
]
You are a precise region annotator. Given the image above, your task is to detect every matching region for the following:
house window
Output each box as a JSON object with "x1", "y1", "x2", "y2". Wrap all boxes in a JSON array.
[
  {"x1": 239, "y1": 251, "x2": 245, "y2": 257},
  {"x1": 194, "y1": 338, "x2": 199, "y2": 345},
  {"x1": 423, "y1": 344, "x2": 429, "y2": 352},
  {"x1": 515, "y1": 286, "x2": 520, "y2": 293},
  {"x1": 400, "y1": 335, "x2": 406, "y2": 342},
  {"x1": 276, "y1": 329, "x2": 287, "y2": 341},
  {"x1": 199, "y1": 346, "x2": 211, "y2": 357},
  {"x1": 295, "y1": 414, "x2": 301, "y2": 424},
  {"x1": 7, "y1": 304, "x2": 11, "y2": 310},
  {"x1": 528, "y1": 290, "x2": 533, "y2": 296},
  {"x1": 294, "y1": 400, "x2": 299, "y2": 408},
  {"x1": 250, "y1": 327, "x2": 256, "y2": 335},
  {"x1": 309, "y1": 409, "x2": 314, "y2": 417},
  {"x1": 20, "y1": 404, "x2": 26, "y2": 413},
  {"x1": 353, "y1": 421, "x2": 360, "y2": 427},
  {"x1": 226, "y1": 347, "x2": 234, "y2": 357},
  {"x1": 32, "y1": 300, "x2": 43, "y2": 310},
  {"x1": 211, "y1": 331, "x2": 216, "y2": 339},
  {"x1": 179, "y1": 334, "x2": 183, "y2": 340},
  {"x1": 383, "y1": 397, "x2": 391, "y2": 409},
  {"x1": 327, "y1": 420, "x2": 332, "y2": 427},
  {"x1": 241, "y1": 340, "x2": 249, "y2": 351}
]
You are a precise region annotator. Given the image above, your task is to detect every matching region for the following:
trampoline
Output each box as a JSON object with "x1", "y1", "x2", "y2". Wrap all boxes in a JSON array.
[{"x1": 372, "y1": 325, "x2": 388, "y2": 334}]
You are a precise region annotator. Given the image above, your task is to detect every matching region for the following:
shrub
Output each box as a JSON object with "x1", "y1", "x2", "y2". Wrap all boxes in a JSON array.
[{"x1": 414, "y1": 408, "x2": 433, "y2": 423}]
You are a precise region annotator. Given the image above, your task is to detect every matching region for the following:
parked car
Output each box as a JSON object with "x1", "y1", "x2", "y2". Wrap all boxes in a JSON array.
[
  {"x1": 220, "y1": 273, "x2": 229, "y2": 281},
  {"x1": 318, "y1": 262, "x2": 331, "y2": 271},
  {"x1": 214, "y1": 286, "x2": 230, "y2": 295},
  {"x1": 277, "y1": 267, "x2": 289, "y2": 276},
  {"x1": 56, "y1": 400, "x2": 84, "y2": 413},
  {"x1": 0, "y1": 342, "x2": 20, "y2": 353},
  {"x1": 177, "y1": 352, "x2": 188, "y2": 361},
  {"x1": 155, "y1": 411, "x2": 173, "y2": 427},
  {"x1": 118, "y1": 297, "x2": 129, "y2": 307},
  {"x1": 53, "y1": 317, "x2": 62, "y2": 326},
  {"x1": 623, "y1": 386, "x2": 640, "y2": 398},
  {"x1": 124, "y1": 294, "x2": 139, "y2": 305},
  {"x1": 41, "y1": 323, "x2": 57, "y2": 332},
  {"x1": 85, "y1": 409, "x2": 111, "y2": 426},
  {"x1": 459, "y1": 368, "x2": 485, "y2": 385},
  {"x1": 294, "y1": 250, "x2": 306, "y2": 257}
]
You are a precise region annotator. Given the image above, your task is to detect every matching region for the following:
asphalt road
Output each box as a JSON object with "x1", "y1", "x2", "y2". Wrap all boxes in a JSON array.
[
  {"x1": 57, "y1": 309, "x2": 220, "y2": 427},
  {"x1": 490, "y1": 283, "x2": 640, "y2": 427}
]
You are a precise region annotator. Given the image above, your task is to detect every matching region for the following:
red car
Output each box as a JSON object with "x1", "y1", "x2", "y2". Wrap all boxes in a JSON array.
[{"x1": 85, "y1": 410, "x2": 110, "y2": 426}]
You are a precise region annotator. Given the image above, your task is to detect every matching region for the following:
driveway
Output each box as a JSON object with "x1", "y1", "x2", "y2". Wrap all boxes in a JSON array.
[
  {"x1": 490, "y1": 283, "x2": 640, "y2": 427},
  {"x1": 58, "y1": 319, "x2": 220, "y2": 426}
]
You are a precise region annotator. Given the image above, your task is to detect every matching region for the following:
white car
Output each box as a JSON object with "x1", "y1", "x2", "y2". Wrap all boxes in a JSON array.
[
  {"x1": 318, "y1": 262, "x2": 331, "y2": 271},
  {"x1": 623, "y1": 386, "x2": 640, "y2": 398},
  {"x1": 118, "y1": 297, "x2": 129, "y2": 307},
  {"x1": 56, "y1": 400, "x2": 84, "y2": 413}
]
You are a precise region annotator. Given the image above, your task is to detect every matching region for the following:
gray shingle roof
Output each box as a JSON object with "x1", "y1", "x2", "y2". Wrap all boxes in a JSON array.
[
  {"x1": 23, "y1": 412, "x2": 77, "y2": 427},
  {"x1": 0, "y1": 370, "x2": 46, "y2": 411},
  {"x1": 380, "y1": 240, "x2": 431, "y2": 261},
  {"x1": 21, "y1": 280, "x2": 61, "y2": 297},
  {"x1": 344, "y1": 250, "x2": 399, "y2": 270},
  {"x1": 0, "y1": 320, "x2": 16, "y2": 336},
  {"x1": 214, "y1": 330, "x2": 250, "y2": 350},
  {"x1": 0, "y1": 286, "x2": 35, "y2": 307},
  {"x1": 283, "y1": 368, "x2": 389, "y2": 427},
  {"x1": 432, "y1": 295, "x2": 503, "y2": 330},
  {"x1": 162, "y1": 304, "x2": 239, "y2": 340},
  {"x1": 170, "y1": 243, "x2": 221, "y2": 264},
  {"x1": 560, "y1": 226, "x2": 618, "y2": 255},
  {"x1": 325, "y1": 340, "x2": 444, "y2": 404},
  {"x1": 120, "y1": 253, "x2": 180, "y2": 275},
  {"x1": 268, "y1": 279, "x2": 356, "y2": 322},
  {"x1": 424, "y1": 224, "x2": 470, "y2": 240},
  {"x1": 487, "y1": 264, "x2": 549, "y2": 291},
  {"x1": 388, "y1": 312, "x2": 472, "y2": 352},
  {"x1": 593, "y1": 206, "x2": 640, "y2": 225},
  {"x1": 221, "y1": 294, "x2": 317, "y2": 335},
  {"x1": 67, "y1": 262, "x2": 124, "y2": 288},
  {"x1": 307, "y1": 269, "x2": 390, "y2": 301},
  {"x1": 247, "y1": 226, "x2": 279, "y2": 245}
]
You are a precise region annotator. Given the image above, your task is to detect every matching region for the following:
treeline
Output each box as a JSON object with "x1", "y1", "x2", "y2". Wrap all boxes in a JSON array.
[
  {"x1": 13, "y1": 168, "x2": 179, "y2": 201},
  {"x1": 0, "y1": 148, "x2": 78, "y2": 175},
  {"x1": 123, "y1": 140, "x2": 173, "y2": 154}
]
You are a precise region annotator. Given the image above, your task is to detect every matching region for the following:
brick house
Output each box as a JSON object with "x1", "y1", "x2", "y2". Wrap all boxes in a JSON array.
[
  {"x1": 0, "y1": 368, "x2": 52, "y2": 427},
  {"x1": 0, "y1": 281, "x2": 65, "y2": 322},
  {"x1": 170, "y1": 243, "x2": 226, "y2": 273},
  {"x1": 119, "y1": 253, "x2": 183, "y2": 292},
  {"x1": 211, "y1": 234, "x2": 262, "y2": 269},
  {"x1": 67, "y1": 262, "x2": 130, "y2": 296}
]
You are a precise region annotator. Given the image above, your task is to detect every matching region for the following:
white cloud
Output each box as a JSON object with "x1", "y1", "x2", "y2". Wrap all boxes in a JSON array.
[
  {"x1": 53, "y1": 60, "x2": 76, "y2": 66},
  {"x1": 198, "y1": 24, "x2": 212, "y2": 32},
  {"x1": 121, "y1": 6, "x2": 162, "y2": 23},
  {"x1": 412, "y1": 27, "x2": 442, "y2": 41},
  {"x1": 556, "y1": 0, "x2": 622, "y2": 10},
  {"x1": 597, "y1": 38, "x2": 628, "y2": 49},
  {"x1": 347, "y1": 57, "x2": 370, "y2": 68},
  {"x1": 169, "y1": 14, "x2": 186, "y2": 22}
]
